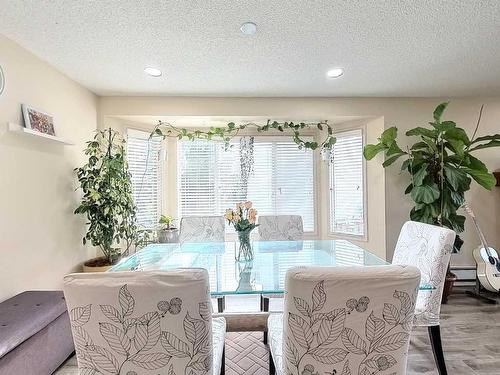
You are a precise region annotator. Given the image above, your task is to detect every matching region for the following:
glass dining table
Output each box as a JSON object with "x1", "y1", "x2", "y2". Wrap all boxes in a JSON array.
[{"x1": 110, "y1": 239, "x2": 433, "y2": 298}]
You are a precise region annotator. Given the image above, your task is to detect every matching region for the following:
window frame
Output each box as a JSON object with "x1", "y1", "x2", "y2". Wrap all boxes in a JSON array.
[
  {"x1": 176, "y1": 134, "x2": 319, "y2": 236},
  {"x1": 126, "y1": 127, "x2": 165, "y2": 229},
  {"x1": 327, "y1": 125, "x2": 368, "y2": 241}
]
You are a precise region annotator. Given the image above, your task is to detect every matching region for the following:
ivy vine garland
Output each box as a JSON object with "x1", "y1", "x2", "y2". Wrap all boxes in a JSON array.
[{"x1": 151, "y1": 120, "x2": 337, "y2": 152}]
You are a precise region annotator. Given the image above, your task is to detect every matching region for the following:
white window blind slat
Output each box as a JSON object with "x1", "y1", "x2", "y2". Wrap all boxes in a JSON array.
[
  {"x1": 127, "y1": 129, "x2": 162, "y2": 229},
  {"x1": 329, "y1": 129, "x2": 365, "y2": 237},
  {"x1": 178, "y1": 138, "x2": 315, "y2": 232}
]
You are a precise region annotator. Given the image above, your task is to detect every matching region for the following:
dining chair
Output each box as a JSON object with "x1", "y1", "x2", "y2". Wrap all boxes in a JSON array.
[
  {"x1": 63, "y1": 269, "x2": 226, "y2": 375},
  {"x1": 392, "y1": 221, "x2": 455, "y2": 375},
  {"x1": 268, "y1": 265, "x2": 421, "y2": 375},
  {"x1": 259, "y1": 215, "x2": 304, "y2": 342},
  {"x1": 258, "y1": 215, "x2": 304, "y2": 241},
  {"x1": 179, "y1": 215, "x2": 225, "y2": 243}
]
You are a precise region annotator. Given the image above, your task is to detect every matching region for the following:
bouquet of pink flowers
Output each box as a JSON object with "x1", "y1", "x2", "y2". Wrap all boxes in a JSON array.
[{"x1": 224, "y1": 201, "x2": 258, "y2": 232}]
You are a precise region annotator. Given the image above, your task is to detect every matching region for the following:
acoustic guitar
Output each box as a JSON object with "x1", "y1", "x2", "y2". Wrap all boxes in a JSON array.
[{"x1": 463, "y1": 203, "x2": 500, "y2": 292}]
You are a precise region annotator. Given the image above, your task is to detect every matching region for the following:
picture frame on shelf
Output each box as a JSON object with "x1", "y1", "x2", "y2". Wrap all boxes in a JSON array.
[{"x1": 22, "y1": 104, "x2": 56, "y2": 136}]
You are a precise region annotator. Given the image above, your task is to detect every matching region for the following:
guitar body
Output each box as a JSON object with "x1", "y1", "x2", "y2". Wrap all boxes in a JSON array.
[{"x1": 473, "y1": 246, "x2": 500, "y2": 292}]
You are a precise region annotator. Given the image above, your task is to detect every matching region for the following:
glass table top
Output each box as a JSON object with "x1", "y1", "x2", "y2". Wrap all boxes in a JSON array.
[{"x1": 110, "y1": 240, "x2": 433, "y2": 295}]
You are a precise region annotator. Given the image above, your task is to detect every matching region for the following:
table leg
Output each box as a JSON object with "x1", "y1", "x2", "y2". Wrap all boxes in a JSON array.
[{"x1": 217, "y1": 296, "x2": 225, "y2": 313}]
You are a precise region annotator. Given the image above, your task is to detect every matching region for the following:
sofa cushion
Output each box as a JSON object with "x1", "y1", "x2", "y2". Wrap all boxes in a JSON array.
[{"x1": 0, "y1": 291, "x2": 67, "y2": 358}]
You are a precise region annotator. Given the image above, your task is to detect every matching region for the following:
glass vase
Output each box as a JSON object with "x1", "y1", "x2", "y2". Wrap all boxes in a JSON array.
[{"x1": 236, "y1": 228, "x2": 254, "y2": 262}]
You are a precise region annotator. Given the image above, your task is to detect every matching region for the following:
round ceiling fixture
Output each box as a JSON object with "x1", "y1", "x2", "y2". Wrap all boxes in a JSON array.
[
  {"x1": 327, "y1": 68, "x2": 344, "y2": 79},
  {"x1": 144, "y1": 67, "x2": 162, "y2": 77},
  {"x1": 240, "y1": 22, "x2": 257, "y2": 35}
]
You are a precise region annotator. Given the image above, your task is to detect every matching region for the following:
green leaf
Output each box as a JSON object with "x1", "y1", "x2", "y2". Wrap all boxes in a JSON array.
[
  {"x1": 380, "y1": 127, "x2": 398, "y2": 145},
  {"x1": 400, "y1": 159, "x2": 411, "y2": 172},
  {"x1": 442, "y1": 214, "x2": 466, "y2": 233},
  {"x1": 404, "y1": 183, "x2": 413, "y2": 195},
  {"x1": 443, "y1": 165, "x2": 470, "y2": 191},
  {"x1": 433, "y1": 102, "x2": 449, "y2": 122},
  {"x1": 412, "y1": 164, "x2": 428, "y2": 186},
  {"x1": 445, "y1": 139, "x2": 465, "y2": 157},
  {"x1": 463, "y1": 168, "x2": 496, "y2": 190},
  {"x1": 470, "y1": 134, "x2": 500, "y2": 144},
  {"x1": 444, "y1": 128, "x2": 470, "y2": 145},
  {"x1": 406, "y1": 127, "x2": 437, "y2": 139},
  {"x1": 432, "y1": 120, "x2": 456, "y2": 131},
  {"x1": 450, "y1": 191, "x2": 465, "y2": 206},
  {"x1": 469, "y1": 139, "x2": 500, "y2": 152},
  {"x1": 386, "y1": 142, "x2": 403, "y2": 156},
  {"x1": 383, "y1": 153, "x2": 404, "y2": 167},
  {"x1": 363, "y1": 143, "x2": 387, "y2": 160},
  {"x1": 464, "y1": 155, "x2": 488, "y2": 172},
  {"x1": 410, "y1": 184, "x2": 440, "y2": 204}
]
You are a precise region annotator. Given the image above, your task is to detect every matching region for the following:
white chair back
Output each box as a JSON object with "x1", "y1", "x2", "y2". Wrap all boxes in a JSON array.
[
  {"x1": 63, "y1": 269, "x2": 216, "y2": 375},
  {"x1": 179, "y1": 216, "x2": 225, "y2": 243},
  {"x1": 258, "y1": 215, "x2": 303, "y2": 240},
  {"x1": 392, "y1": 221, "x2": 455, "y2": 326},
  {"x1": 279, "y1": 265, "x2": 420, "y2": 375}
]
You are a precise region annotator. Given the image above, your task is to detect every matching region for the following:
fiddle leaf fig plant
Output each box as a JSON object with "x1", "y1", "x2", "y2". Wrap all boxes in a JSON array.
[
  {"x1": 74, "y1": 128, "x2": 140, "y2": 265},
  {"x1": 364, "y1": 102, "x2": 500, "y2": 251}
]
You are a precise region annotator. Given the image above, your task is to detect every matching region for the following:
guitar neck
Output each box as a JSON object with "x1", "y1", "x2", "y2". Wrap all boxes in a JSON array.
[{"x1": 466, "y1": 205, "x2": 491, "y2": 253}]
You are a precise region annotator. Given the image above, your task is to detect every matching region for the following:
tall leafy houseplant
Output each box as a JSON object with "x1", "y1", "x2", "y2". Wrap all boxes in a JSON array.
[
  {"x1": 364, "y1": 102, "x2": 500, "y2": 251},
  {"x1": 75, "y1": 128, "x2": 139, "y2": 265}
]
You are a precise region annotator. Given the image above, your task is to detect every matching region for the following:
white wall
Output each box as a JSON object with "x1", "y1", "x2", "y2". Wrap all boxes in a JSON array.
[
  {"x1": 99, "y1": 96, "x2": 500, "y2": 266},
  {"x1": 0, "y1": 35, "x2": 97, "y2": 302}
]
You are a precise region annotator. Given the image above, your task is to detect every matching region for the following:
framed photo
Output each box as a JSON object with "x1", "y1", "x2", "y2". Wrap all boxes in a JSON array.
[{"x1": 22, "y1": 104, "x2": 56, "y2": 136}]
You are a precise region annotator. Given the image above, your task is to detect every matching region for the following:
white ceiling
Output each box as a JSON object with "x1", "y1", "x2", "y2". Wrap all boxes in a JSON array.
[{"x1": 1, "y1": 1, "x2": 500, "y2": 97}]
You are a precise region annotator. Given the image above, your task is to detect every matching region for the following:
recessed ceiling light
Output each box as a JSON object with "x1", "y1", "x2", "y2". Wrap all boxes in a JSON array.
[
  {"x1": 240, "y1": 22, "x2": 257, "y2": 35},
  {"x1": 327, "y1": 68, "x2": 344, "y2": 79},
  {"x1": 144, "y1": 67, "x2": 162, "y2": 77}
]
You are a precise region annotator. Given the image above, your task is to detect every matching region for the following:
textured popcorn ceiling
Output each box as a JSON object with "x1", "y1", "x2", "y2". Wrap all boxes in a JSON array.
[{"x1": 1, "y1": 1, "x2": 499, "y2": 97}]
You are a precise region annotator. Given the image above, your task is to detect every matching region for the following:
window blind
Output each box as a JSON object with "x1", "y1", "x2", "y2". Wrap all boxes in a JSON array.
[
  {"x1": 329, "y1": 129, "x2": 365, "y2": 237},
  {"x1": 178, "y1": 138, "x2": 315, "y2": 232},
  {"x1": 127, "y1": 129, "x2": 163, "y2": 228}
]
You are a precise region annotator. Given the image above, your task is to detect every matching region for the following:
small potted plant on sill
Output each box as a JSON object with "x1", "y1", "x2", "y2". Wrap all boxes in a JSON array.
[
  {"x1": 364, "y1": 102, "x2": 500, "y2": 302},
  {"x1": 157, "y1": 214, "x2": 179, "y2": 243},
  {"x1": 75, "y1": 128, "x2": 143, "y2": 271}
]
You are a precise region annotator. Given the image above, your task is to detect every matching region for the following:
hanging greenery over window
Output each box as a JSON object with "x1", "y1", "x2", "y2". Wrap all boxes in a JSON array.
[
  {"x1": 151, "y1": 119, "x2": 337, "y2": 152},
  {"x1": 364, "y1": 102, "x2": 500, "y2": 251}
]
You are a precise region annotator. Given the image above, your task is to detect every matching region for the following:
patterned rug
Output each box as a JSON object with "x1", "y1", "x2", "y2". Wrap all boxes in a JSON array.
[
  {"x1": 55, "y1": 332, "x2": 269, "y2": 375},
  {"x1": 225, "y1": 332, "x2": 268, "y2": 375}
]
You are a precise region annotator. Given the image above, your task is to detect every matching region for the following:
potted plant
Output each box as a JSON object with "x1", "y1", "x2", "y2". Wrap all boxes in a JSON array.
[
  {"x1": 364, "y1": 102, "x2": 500, "y2": 301},
  {"x1": 74, "y1": 128, "x2": 141, "y2": 272},
  {"x1": 157, "y1": 214, "x2": 179, "y2": 243}
]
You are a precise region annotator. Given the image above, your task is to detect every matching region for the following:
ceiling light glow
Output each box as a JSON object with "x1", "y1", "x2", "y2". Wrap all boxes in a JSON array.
[
  {"x1": 327, "y1": 68, "x2": 344, "y2": 79},
  {"x1": 240, "y1": 22, "x2": 257, "y2": 35},
  {"x1": 144, "y1": 67, "x2": 162, "y2": 77}
]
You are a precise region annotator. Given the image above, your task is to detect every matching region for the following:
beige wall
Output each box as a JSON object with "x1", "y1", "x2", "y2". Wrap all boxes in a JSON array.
[
  {"x1": 0, "y1": 35, "x2": 97, "y2": 302},
  {"x1": 100, "y1": 96, "x2": 500, "y2": 266}
]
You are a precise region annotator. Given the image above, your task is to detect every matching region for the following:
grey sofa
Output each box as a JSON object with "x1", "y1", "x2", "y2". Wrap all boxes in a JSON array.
[{"x1": 0, "y1": 291, "x2": 74, "y2": 375}]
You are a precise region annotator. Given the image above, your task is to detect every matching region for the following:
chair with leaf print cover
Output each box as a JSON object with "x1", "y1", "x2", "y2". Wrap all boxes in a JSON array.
[
  {"x1": 63, "y1": 269, "x2": 226, "y2": 375},
  {"x1": 267, "y1": 265, "x2": 421, "y2": 375},
  {"x1": 258, "y1": 215, "x2": 304, "y2": 241},
  {"x1": 258, "y1": 215, "x2": 304, "y2": 342},
  {"x1": 179, "y1": 216, "x2": 225, "y2": 243},
  {"x1": 392, "y1": 221, "x2": 455, "y2": 375}
]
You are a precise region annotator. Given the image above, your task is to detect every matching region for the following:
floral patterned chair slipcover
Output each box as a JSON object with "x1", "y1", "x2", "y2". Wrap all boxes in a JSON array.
[
  {"x1": 63, "y1": 269, "x2": 226, "y2": 375},
  {"x1": 179, "y1": 216, "x2": 225, "y2": 243},
  {"x1": 268, "y1": 265, "x2": 421, "y2": 375},
  {"x1": 258, "y1": 215, "x2": 304, "y2": 241},
  {"x1": 392, "y1": 221, "x2": 456, "y2": 375}
]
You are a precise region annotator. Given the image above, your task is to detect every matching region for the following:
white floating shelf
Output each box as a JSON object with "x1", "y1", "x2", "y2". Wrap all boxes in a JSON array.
[{"x1": 7, "y1": 122, "x2": 74, "y2": 145}]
